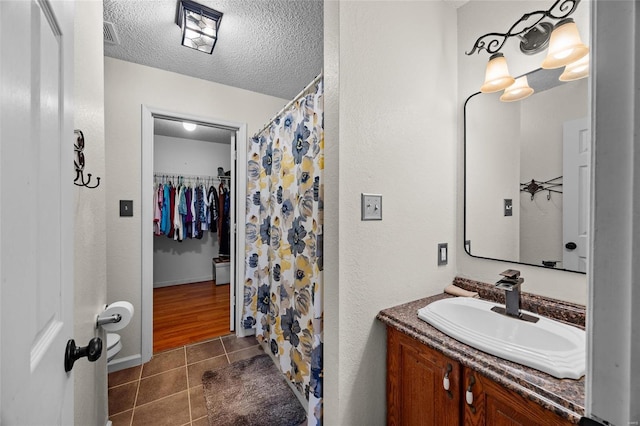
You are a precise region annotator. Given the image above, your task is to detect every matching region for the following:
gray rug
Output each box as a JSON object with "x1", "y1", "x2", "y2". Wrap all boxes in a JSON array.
[{"x1": 202, "y1": 354, "x2": 307, "y2": 426}]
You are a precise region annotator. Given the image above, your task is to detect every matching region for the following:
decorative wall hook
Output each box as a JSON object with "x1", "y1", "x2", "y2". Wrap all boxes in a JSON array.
[
  {"x1": 74, "y1": 129, "x2": 101, "y2": 189},
  {"x1": 465, "y1": 0, "x2": 581, "y2": 56},
  {"x1": 520, "y1": 176, "x2": 563, "y2": 200}
]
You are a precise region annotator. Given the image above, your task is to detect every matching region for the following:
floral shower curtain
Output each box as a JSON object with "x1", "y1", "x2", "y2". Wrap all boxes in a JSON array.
[{"x1": 243, "y1": 76, "x2": 323, "y2": 425}]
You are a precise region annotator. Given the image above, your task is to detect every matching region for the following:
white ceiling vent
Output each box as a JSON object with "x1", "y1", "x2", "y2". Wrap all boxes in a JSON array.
[{"x1": 103, "y1": 21, "x2": 120, "y2": 45}]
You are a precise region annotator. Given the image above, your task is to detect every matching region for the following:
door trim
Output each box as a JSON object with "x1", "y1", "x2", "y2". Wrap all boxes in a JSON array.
[{"x1": 139, "y1": 105, "x2": 247, "y2": 364}]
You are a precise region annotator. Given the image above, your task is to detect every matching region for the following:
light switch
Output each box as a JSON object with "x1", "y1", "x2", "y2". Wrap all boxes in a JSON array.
[
  {"x1": 438, "y1": 243, "x2": 448, "y2": 266},
  {"x1": 120, "y1": 200, "x2": 133, "y2": 217},
  {"x1": 504, "y1": 199, "x2": 513, "y2": 216},
  {"x1": 361, "y1": 193, "x2": 382, "y2": 220}
]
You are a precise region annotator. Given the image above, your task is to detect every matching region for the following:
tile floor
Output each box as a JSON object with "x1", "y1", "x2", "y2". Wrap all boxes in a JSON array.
[{"x1": 108, "y1": 334, "x2": 263, "y2": 426}]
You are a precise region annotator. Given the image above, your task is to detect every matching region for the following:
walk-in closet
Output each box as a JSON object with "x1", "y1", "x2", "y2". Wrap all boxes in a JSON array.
[{"x1": 152, "y1": 117, "x2": 235, "y2": 352}]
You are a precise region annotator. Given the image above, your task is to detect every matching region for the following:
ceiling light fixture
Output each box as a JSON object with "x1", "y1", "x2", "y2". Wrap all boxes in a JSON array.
[
  {"x1": 176, "y1": 0, "x2": 223, "y2": 54},
  {"x1": 466, "y1": 0, "x2": 589, "y2": 96},
  {"x1": 183, "y1": 122, "x2": 197, "y2": 131}
]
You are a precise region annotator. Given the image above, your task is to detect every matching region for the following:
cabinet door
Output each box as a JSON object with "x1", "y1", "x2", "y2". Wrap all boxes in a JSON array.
[
  {"x1": 387, "y1": 327, "x2": 461, "y2": 426},
  {"x1": 463, "y1": 368, "x2": 572, "y2": 426}
]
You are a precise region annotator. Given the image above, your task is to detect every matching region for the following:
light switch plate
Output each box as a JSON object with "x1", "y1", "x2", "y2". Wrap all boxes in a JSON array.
[
  {"x1": 120, "y1": 200, "x2": 133, "y2": 217},
  {"x1": 438, "y1": 243, "x2": 448, "y2": 266},
  {"x1": 504, "y1": 199, "x2": 513, "y2": 216},
  {"x1": 361, "y1": 193, "x2": 382, "y2": 220}
]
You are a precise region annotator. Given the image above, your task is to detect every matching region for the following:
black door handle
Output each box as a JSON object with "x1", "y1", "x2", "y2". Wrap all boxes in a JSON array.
[
  {"x1": 65, "y1": 337, "x2": 102, "y2": 372},
  {"x1": 565, "y1": 242, "x2": 577, "y2": 250}
]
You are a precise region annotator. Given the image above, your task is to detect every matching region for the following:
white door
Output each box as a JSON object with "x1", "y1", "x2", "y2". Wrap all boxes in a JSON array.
[
  {"x1": 229, "y1": 132, "x2": 236, "y2": 331},
  {"x1": 1, "y1": 0, "x2": 75, "y2": 423},
  {"x1": 563, "y1": 117, "x2": 590, "y2": 272}
]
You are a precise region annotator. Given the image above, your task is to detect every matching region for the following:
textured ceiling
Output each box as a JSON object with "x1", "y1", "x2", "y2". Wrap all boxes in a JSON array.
[{"x1": 103, "y1": 0, "x2": 323, "y2": 100}]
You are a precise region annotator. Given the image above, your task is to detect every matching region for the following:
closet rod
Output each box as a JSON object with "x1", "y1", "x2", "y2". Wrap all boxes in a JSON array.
[
  {"x1": 255, "y1": 72, "x2": 323, "y2": 136},
  {"x1": 154, "y1": 172, "x2": 230, "y2": 181}
]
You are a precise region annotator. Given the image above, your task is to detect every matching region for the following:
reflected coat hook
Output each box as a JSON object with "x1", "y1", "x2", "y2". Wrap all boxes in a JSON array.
[
  {"x1": 74, "y1": 130, "x2": 101, "y2": 189},
  {"x1": 520, "y1": 177, "x2": 562, "y2": 200}
]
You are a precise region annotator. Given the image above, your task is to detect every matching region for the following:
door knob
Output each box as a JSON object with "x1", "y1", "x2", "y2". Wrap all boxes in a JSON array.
[
  {"x1": 565, "y1": 242, "x2": 577, "y2": 250},
  {"x1": 64, "y1": 337, "x2": 102, "y2": 372}
]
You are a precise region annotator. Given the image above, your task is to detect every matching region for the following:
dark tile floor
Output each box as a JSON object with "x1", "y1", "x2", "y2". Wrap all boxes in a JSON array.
[{"x1": 108, "y1": 334, "x2": 263, "y2": 426}]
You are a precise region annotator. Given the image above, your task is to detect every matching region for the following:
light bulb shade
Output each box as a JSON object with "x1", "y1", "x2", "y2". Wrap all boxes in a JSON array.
[
  {"x1": 559, "y1": 53, "x2": 590, "y2": 81},
  {"x1": 500, "y1": 76, "x2": 534, "y2": 102},
  {"x1": 177, "y1": 0, "x2": 223, "y2": 54},
  {"x1": 541, "y1": 19, "x2": 589, "y2": 69},
  {"x1": 480, "y1": 53, "x2": 516, "y2": 93}
]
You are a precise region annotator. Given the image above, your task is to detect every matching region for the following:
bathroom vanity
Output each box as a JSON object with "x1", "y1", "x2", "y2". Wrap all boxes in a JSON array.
[{"x1": 377, "y1": 278, "x2": 585, "y2": 425}]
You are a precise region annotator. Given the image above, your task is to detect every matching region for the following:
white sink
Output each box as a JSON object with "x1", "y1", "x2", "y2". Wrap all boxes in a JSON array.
[{"x1": 417, "y1": 297, "x2": 585, "y2": 379}]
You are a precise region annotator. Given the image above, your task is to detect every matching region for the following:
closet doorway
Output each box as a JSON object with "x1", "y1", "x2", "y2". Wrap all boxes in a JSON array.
[{"x1": 141, "y1": 107, "x2": 248, "y2": 361}]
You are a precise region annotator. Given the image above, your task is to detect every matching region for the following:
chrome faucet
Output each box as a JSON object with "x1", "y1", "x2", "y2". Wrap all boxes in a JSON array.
[{"x1": 495, "y1": 269, "x2": 524, "y2": 317}]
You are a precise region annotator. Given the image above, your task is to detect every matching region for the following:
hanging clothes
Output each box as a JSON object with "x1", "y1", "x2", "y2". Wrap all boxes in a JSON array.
[
  {"x1": 168, "y1": 185, "x2": 176, "y2": 239},
  {"x1": 153, "y1": 174, "x2": 231, "y2": 243},
  {"x1": 208, "y1": 185, "x2": 219, "y2": 233},
  {"x1": 219, "y1": 185, "x2": 231, "y2": 256},
  {"x1": 153, "y1": 183, "x2": 162, "y2": 235},
  {"x1": 160, "y1": 183, "x2": 171, "y2": 235}
]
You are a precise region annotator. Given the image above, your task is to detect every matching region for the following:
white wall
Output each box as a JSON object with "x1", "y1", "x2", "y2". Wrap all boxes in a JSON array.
[
  {"x1": 73, "y1": 2, "x2": 107, "y2": 425},
  {"x1": 457, "y1": 1, "x2": 589, "y2": 304},
  {"x1": 105, "y1": 58, "x2": 286, "y2": 365},
  {"x1": 153, "y1": 135, "x2": 230, "y2": 287},
  {"x1": 324, "y1": 2, "x2": 458, "y2": 423}
]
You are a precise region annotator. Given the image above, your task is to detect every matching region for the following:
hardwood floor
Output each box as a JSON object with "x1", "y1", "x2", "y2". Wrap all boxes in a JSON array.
[{"x1": 153, "y1": 280, "x2": 230, "y2": 353}]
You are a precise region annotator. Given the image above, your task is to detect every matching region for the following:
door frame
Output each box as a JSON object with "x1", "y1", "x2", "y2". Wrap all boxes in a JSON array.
[{"x1": 140, "y1": 105, "x2": 248, "y2": 364}]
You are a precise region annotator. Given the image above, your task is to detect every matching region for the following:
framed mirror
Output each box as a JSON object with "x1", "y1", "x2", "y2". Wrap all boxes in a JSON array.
[{"x1": 464, "y1": 67, "x2": 589, "y2": 273}]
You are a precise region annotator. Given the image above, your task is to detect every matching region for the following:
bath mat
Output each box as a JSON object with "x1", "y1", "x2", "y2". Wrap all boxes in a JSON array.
[{"x1": 202, "y1": 354, "x2": 307, "y2": 426}]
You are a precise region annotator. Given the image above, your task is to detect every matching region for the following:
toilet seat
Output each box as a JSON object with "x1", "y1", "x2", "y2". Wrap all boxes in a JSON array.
[{"x1": 106, "y1": 333, "x2": 122, "y2": 362}]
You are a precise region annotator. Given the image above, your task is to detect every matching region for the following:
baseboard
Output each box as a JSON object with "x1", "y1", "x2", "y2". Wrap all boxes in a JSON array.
[
  {"x1": 107, "y1": 353, "x2": 142, "y2": 374},
  {"x1": 236, "y1": 327, "x2": 256, "y2": 338},
  {"x1": 153, "y1": 276, "x2": 212, "y2": 288}
]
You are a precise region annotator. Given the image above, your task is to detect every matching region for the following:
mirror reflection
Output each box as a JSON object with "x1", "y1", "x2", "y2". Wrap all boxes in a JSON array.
[{"x1": 464, "y1": 67, "x2": 588, "y2": 273}]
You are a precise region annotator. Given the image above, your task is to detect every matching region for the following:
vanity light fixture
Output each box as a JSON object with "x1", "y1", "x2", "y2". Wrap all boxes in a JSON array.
[
  {"x1": 467, "y1": 0, "x2": 588, "y2": 92},
  {"x1": 541, "y1": 18, "x2": 589, "y2": 69},
  {"x1": 480, "y1": 53, "x2": 516, "y2": 93},
  {"x1": 182, "y1": 122, "x2": 197, "y2": 131},
  {"x1": 559, "y1": 53, "x2": 590, "y2": 81},
  {"x1": 500, "y1": 76, "x2": 534, "y2": 102},
  {"x1": 176, "y1": 0, "x2": 223, "y2": 54}
]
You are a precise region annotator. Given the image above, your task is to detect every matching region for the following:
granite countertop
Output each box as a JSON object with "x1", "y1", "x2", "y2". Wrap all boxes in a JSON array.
[{"x1": 377, "y1": 277, "x2": 586, "y2": 424}]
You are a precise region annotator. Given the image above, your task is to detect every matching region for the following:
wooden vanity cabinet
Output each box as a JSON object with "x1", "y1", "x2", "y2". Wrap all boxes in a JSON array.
[
  {"x1": 386, "y1": 326, "x2": 574, "y2": 426},
  {"x1": 463, "y1": 367, "x2": 572, "y2": 426},
  {"x1": 386, "y1": 327, "x2": 462, "y2": 426}
]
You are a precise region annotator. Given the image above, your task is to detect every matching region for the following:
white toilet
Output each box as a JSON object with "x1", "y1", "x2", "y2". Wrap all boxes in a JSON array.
[{"x1": 106, "y1": 333, "x2": 122, "y2": 362}]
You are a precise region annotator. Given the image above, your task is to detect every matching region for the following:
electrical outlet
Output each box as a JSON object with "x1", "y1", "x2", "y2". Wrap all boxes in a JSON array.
[
  {"x1": 361, "y1": 193, "x2": 382, "y2": 220},
  {"x1": 438, "y1": 243, "x2": 448, "y2": 266}
]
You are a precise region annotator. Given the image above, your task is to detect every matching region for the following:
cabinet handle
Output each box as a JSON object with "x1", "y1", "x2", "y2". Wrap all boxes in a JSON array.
[
  {"x1": 466, "y1": 375, "x2": 476, "y2": 413},
  {"x1": 465, "y1": 388, "x2": 473, "y2": 405},
  {"x1": 443, "y1": 363, "x2": 453, "y2": 399},
  {"x1": 443, "y1": 363, "x2": 452, "y2": 391}
]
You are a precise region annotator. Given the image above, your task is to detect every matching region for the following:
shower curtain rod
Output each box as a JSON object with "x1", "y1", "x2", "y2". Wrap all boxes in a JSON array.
[{"x1": 255, "y1": 72, "x2": 323, "y2": 136}]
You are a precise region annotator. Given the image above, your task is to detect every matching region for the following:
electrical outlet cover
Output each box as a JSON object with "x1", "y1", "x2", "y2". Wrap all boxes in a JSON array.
[{"x1": 361, "y1": 193, "x2": 382, "y2": 220}]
